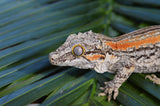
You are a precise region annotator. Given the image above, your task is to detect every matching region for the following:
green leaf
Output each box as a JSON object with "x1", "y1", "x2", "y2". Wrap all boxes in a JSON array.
[
  {"x1": 41, "y1": 71, "x2": 95, "y2": 106},
  {"x1": 0, "y1": 0, "x2": 160, "y2": 105},
  {"x1": 121, "y1": 0, "x2": 160, "y2": 6},
  {"x1": 114, "y1": 3, "x2": 160, "y2": 23},
  {"x1": 0, "y1": 68, "x2": 86, "y2": 105}
]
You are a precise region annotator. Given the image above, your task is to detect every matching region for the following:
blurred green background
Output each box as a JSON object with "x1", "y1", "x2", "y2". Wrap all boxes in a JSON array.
[{"x1": 0, "y1": 0, "x2": 160, "y2": 105}]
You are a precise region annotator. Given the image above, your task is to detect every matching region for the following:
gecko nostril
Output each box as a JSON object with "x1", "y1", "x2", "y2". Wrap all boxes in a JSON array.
[
  {"x1": 50, "y1": 56, "x2": 57, "y2": 61},
  {"x1": 49, "y1": 53, "x2": 59, "y2": 61}
]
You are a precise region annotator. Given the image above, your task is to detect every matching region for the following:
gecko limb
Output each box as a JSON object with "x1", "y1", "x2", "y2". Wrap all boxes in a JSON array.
[
  {"x1": 145, "y1": 74, "x2": 160, "y2": 85},
  {"x1": 98, "y1": 67, "x2": 135, "y2": 101},
  {"x1": 99, "y1": 59, "x2": 135, "y2": 101}
]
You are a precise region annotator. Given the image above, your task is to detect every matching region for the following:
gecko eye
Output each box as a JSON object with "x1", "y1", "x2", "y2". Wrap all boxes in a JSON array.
[{"x1": 72, "y1": 44, "x2": 85, "y2": 57}]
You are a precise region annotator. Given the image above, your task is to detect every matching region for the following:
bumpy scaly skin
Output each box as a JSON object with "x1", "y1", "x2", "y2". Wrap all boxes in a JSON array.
[{"x1": 49, "y1": 26, "x2": 160, "y2": 101}]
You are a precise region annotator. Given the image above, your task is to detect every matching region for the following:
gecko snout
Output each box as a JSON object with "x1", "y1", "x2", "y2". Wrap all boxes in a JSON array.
[{"x1": 49, "y1": 52, "x2": 59, "y2": 62}]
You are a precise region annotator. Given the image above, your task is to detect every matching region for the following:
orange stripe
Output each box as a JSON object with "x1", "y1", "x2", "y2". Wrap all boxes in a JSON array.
[
  {"x1": 105, "y1": 35, "x2": 160, "y2": 51},
  {"x1": 105, "y1": 42, "x2": 117, "y2": 50},
  {"x1": 84, "y1": 55, "x2": 105, "y2": 61}
]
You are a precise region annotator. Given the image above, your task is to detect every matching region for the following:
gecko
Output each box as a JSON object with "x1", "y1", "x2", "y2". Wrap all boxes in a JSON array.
[{"x1": 49, "y1": 25, "x2": 160, "y2": 101}]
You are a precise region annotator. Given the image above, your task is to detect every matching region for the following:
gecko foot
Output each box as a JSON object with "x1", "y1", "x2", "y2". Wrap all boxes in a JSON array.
[
  {"x1": 145, "y1": 74, "x2": 160, "y2": 85},
  {"x1": 98, "y1": 81, "x2": 119, "y2": 101}
]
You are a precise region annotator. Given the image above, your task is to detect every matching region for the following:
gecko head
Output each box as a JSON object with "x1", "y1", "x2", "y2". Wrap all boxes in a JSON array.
[{"x1": 49, "y1": 30, "x2": 106, "y2": 69}]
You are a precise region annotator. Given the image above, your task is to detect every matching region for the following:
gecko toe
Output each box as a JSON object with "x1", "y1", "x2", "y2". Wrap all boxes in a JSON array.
[
  {"x1": 151, "y1": 74, "x2": 157, "y2": 78},
  {"x1": 113, "y1": 89, "x2": 119, "y2": 100},
  {"x1": 145, "y1": 74, "x2": 160, "y2": 85},
  {"x1": 108, "y1": 88, "x2": 113, "y2": 101},
  {"x1": 99, "y1": 81, "x2": 120, "y2": 101},
  {"x1": 98, "y1": 93, "x2": 106, "y2": 96},
  {"x1": 99, "y1": 87, "x2": 105, "y2": 90}
]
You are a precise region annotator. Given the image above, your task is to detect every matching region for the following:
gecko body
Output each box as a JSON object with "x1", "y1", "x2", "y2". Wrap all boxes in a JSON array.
[{"x1": 49, "y1": 26, "x2": 160, "y2": 101}]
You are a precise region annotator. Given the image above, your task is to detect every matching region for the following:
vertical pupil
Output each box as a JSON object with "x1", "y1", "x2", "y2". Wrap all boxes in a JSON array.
[{"x1": 74, "y1": 46, "x2": 83, "y2": 56}]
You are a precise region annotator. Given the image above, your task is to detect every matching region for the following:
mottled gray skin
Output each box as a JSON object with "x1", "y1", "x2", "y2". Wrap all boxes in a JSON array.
[{"x1": 49, "y1": 26, "x2": 160, "y2": 101}]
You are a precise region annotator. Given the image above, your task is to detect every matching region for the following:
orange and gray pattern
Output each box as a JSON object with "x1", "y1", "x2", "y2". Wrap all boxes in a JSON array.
[{"x1": 49, "y1": 26, "x2": 160, "y2": 101}]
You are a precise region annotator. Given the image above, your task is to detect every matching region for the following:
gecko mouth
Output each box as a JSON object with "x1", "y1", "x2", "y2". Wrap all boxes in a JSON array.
[{"x1": 49, "y1": 51, "x2": 74, "y2": 66}]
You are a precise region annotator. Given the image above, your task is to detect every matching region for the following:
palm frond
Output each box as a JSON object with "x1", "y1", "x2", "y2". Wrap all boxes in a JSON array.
[{"x1": 0, "y1": 0, "x2": 160, "y2": 105}]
